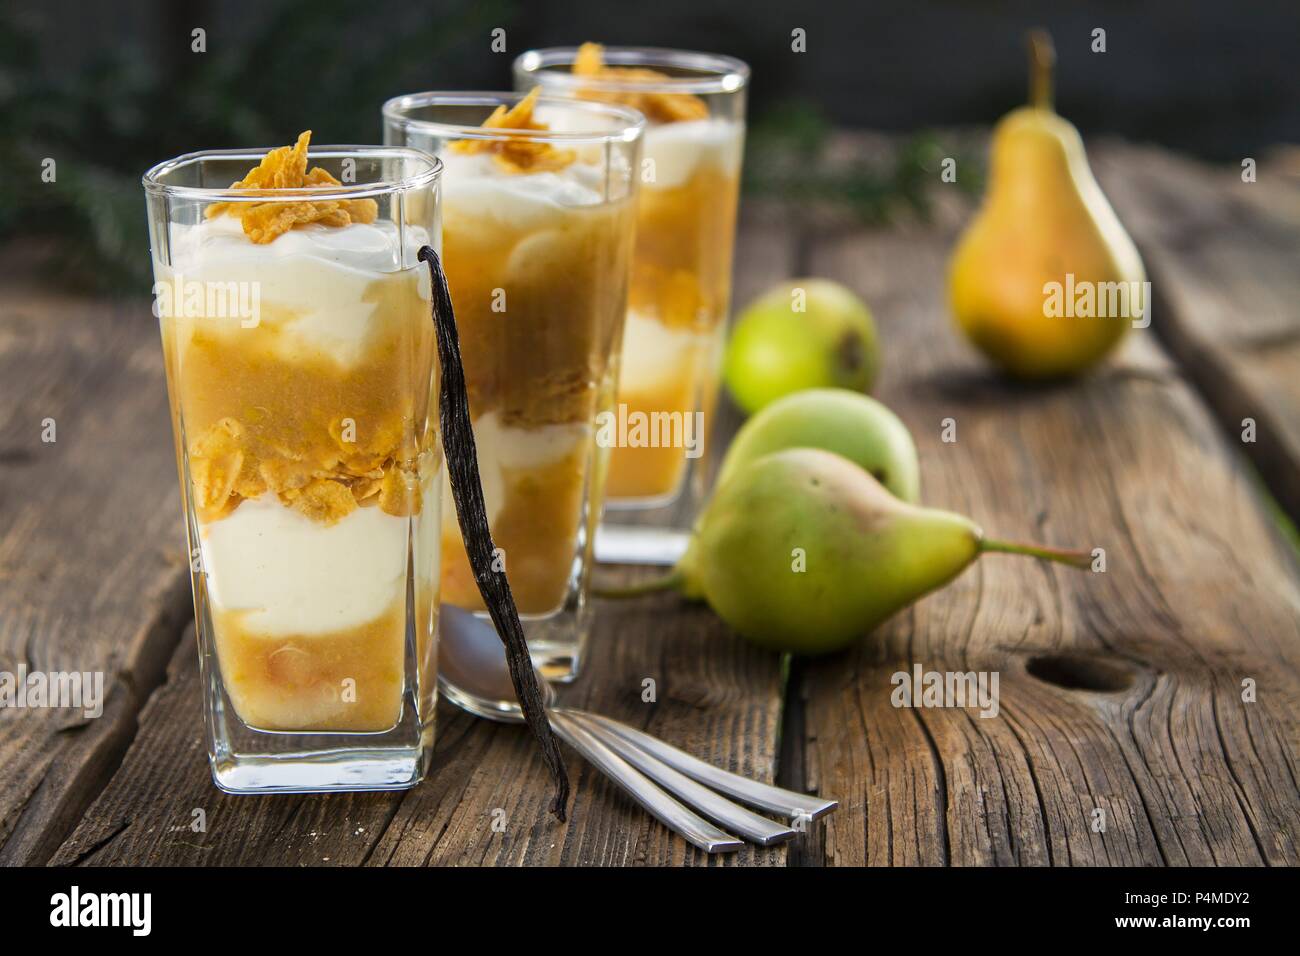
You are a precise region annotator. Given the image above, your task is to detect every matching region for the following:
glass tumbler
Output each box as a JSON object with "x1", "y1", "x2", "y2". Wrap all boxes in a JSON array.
[
  {"x1": 143, "y1": 146, "x2": 443, "y2": 792},
  {"x1": 515, "y1": 47, "x2": 749, "y2": 548},
  {"x1": 383, "y1": 92, "x2": 642, "y2": 696}
]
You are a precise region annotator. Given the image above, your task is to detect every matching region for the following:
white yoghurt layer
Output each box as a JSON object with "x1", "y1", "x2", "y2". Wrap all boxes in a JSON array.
[
  {"x1": 440, "y1": 411, "x2": 589, "y2": 538},
  {"x1": 158, "y1": 217, "x2": 432, "y2": 365},
  {"x1": 643, "y1": 119, "x2": 744, "y2": 190},
  {"x1": 618, "y1": 311, "x2": 702, "y2": 393},
  {"x1": 439, "y1": 151, "x2": 606, "y2": 227},
  {"x1": 200, "y1": 496, "x2": 410, "y2": 636}
]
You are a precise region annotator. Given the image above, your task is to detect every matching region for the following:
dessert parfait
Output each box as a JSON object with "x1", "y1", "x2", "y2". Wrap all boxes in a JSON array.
[
  {"x1": 144, "y1": 135, "x2": 442, "y2": 790},
  {"x1": 384, "y1": 89, "x2": 641, "y2": 680},
  {"x1": 516, "y1": 44, "x2": 749, "y2": 507}
]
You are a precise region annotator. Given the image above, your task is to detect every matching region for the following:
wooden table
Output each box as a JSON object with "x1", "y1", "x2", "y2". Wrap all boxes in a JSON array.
[{"x1": 2, "y1": 141, "x2": 1298, "y2": 867}]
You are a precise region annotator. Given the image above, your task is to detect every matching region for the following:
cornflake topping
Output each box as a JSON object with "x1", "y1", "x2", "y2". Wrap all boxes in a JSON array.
[
  {"x1": 206, "y1": 131, "x2": 378, "y2": 244},
  {"x1": 449, "y1": 88, "x2": 576, "y2": 174},
  {"x1": 571, "y1": 42, "x2": 709, "y2": 123}
]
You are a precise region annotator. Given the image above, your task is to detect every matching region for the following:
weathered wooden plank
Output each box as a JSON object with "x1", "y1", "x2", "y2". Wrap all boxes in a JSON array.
[
  {"x1": 794, "y1": 197, "x2": 1300, "y2": 865},
  {"x1": 51, "y1": 212, "x2": 799, "y2": 866},
  {"x1": 1093, "y1": 143, "x2": 1300, "y2": 524},
  {"x1": 0, "y1": 286, "x2": 192, "y2": 865}
]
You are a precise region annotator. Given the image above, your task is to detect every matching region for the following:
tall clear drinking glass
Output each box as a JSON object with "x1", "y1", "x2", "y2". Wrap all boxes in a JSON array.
[
  {"x1": 515, "y1": 48, "x2": 749, "y2": 551},
  {"x1": 143, "y1": 146, "x2": 442, "y2": 792},
  {"x1": 382, "y1": 93, "x2": 641, "y2": 695}
]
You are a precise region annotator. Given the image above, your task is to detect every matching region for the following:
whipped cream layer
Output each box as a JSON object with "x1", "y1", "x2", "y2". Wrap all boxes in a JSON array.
[
  {"x1": 439, "y1": 410, "x2": 589, "y2": 537},
  {"x1": 158, "y1": 217, "x2": 432, "y2": 366},
  {"x1": 200, "y1": 496, "x2": 411, "y2": 635},
  {"x1": 618, "y1": 310, "x2": 703, "y2": 394},
  {"x1": 440, "y1": 151, "x2": 607, "y2": 228},
  {"x1": 643, "y1": 118, "x2": 744, "y2": 190}
]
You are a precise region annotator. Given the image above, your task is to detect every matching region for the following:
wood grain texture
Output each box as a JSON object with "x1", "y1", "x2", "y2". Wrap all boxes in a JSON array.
[
  {"x1": 50, "y1": 214, "x2": 800, "y2": 866},
  {"x1": 793, "y1": 195, "x2": 1300, "y2": 866},
  {"x1": 0, "y1": 289, "x2": 191, "y2": 865},
  {"x1": 1093, "y1": 143, "x2": 1300, "y2": 525}
]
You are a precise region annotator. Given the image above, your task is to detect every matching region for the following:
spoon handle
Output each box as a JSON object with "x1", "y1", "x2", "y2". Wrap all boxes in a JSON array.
[
  {"x1": 547, "y1": 712, "x2": 744, "y2": 854},
  {"x1": 565, "y1": 711, "x2": 797, "y2": 846},
  {"x1": 567, "y1": 711, "x2": 839, "y2": 821},
  {"x1": 594, "y1": 525, "x2": 691, "y2": 566}
]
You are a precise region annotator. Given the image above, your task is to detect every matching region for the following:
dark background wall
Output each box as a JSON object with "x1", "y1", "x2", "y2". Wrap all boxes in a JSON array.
[
  {"x1": 3, "y1": 0, "x2": 1296, "y2": 290},
  {"x1": 14, "y1": 0, "x2": 1300, "y2": 159}
]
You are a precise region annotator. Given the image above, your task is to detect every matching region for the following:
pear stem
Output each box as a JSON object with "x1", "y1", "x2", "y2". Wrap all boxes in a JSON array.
[
  {"x1": 1027, "y1": 28, "x2": 1055, "y2": 110},
  {"x1": 980, "y1": 537, "x2": 1091, "y2": 569},
  {"x1": 592, "y1": 570, "x2": 684, "y2": 600}
]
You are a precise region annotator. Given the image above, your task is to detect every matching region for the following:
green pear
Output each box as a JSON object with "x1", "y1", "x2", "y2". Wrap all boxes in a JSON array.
[
  {"x1": 723, "y1": 279, "x2": 879, "y2": 415},
  {"x1": 607, "y1": 448, "x2": 1091, "y2": 655},
  {"x1": 715, "y1": 388, "x2": 920, "y2": 502}
]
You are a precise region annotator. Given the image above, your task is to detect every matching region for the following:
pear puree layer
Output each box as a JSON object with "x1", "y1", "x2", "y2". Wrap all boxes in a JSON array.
[
  {"x1": 437, "y1": 147, "x2": 633, "y2": 615},
  {"x1": 213, "y1": 597, "x2": 407, "y2": 732}
]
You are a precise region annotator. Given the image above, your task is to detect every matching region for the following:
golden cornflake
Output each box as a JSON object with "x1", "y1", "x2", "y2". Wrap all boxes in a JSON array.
[
  {"x1": 189, "y1": 418, "x2": 245, "y2": 517},
  {"x1": 280, "y1": 478, "x2": 357, "y2": 525},
  {"x1": 450, "y1": 87, "x2": 576, "y2": 174},
  {"x1": 206, "y1": 131, "x2": 380, "y2": 243},
  {"x1": 571, "y1": 42, "x2": 709, "y2": 124},
  {"x1": 189, "y1": 417, "x2": 417, "y2": 526},
  {"x1": 377, "y1": 466, "x2": 422, "y2": 517}
]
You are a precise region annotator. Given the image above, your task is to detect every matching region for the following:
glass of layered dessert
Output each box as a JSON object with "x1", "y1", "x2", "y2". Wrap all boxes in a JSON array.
[
  {"x1": 515, "y1": 45, "x2": 748, "y2": 542},
  {"x1": 382, "y1": 90, "x2": 641, "y2": 693},
  {"x1": 143, "y1": 135, "x2": 443, "y2": 792}
]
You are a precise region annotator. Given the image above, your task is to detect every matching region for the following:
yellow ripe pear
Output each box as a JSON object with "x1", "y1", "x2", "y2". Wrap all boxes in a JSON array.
[{"x1": 948, "y1": 29, "x2": 1147, "y2": 378}]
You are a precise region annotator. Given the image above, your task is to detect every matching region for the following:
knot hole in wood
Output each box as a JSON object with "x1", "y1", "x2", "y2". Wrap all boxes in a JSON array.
[{"x1": 1025, "y1": 653, "x2": 1136, "y2": 693}]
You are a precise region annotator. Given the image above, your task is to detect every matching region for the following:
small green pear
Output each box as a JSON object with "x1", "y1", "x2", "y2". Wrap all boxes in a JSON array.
[
  {"x1": 715, "y1": 388, "x2": 920, "y2": 502},
  {"x1": 724, "y1": 279, "x2": 879, "y2": 415},
  {"x1": 606, "y1": 448, "x2": 1091, "y2": 655}
]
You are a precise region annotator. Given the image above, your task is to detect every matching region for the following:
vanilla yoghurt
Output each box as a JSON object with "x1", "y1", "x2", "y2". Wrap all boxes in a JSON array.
[
  {"x1": 160, "y1": 217, "x2": 431, "y2": 365},
  {"x1": 439, "y1": 150, "x2": 606, "y2": 220},
  {"x1": 641, "y1": 118, "x2": 744, "y2": 190}
]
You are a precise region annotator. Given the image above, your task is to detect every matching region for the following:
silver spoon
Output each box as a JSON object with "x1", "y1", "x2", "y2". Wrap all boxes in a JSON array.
[
  {"x1": 576, "y1": 712, "x2": 838, "y2": 821},
  {"x1": 438, "y1": 606, "x2": 833, "y2": 848},
  {"x1": 439, "y1": 605, "x2": 742, "y2": 852},
  {"x1": 594, "y1": 525, "x2": 691, "y2": 566}
]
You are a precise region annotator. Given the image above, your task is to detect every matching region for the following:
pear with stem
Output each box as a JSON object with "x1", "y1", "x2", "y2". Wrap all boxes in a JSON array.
[
  {"x1": 948, "y1": 28, "x2": 1147, "y2": 378},
  {"x1": 600, "y1": 448, "x2": 1091, "y2": 655}
]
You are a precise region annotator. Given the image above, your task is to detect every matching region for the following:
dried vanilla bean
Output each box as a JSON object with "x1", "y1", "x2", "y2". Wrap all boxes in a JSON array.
[{"x1": 418, "y1": 245, "x2": 570, "y2": 822}]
